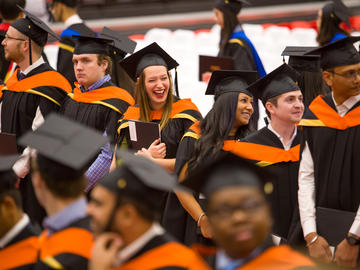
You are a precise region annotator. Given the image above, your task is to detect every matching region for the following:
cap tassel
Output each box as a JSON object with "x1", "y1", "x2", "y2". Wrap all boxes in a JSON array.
[
  {"x1": 29, "y1": 39, "x2": 32, "y2": 66},
  {"x1": 174, "y1": 67, "x2": 180, "y2": 98},
  {"x1": 112, "y1": 53, "x2": 120, "y2": 87}
]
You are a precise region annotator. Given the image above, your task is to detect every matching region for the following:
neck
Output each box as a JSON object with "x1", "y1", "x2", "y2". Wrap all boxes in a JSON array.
[
  {"x1": 18, "y1": 54, "x2": 41, "y2": 72},
  {"x1": 44, "y1": 194, "x2": 83, "y2": 217},
  {"x1": 62, "y1": 8, "x2": 77, "y2": 22},
  {"x1": 270, "y1": 118, "x2": 296, "y2": 144},
  {"x1": 150, "y1": 102, "x2": 165, "y2": 111},
  {"x1": 333, "y1": 91, "x2": 352, "y2": 106},
  {"x1": 122, "y1": 220, "x2": 152, "y2": 247}
]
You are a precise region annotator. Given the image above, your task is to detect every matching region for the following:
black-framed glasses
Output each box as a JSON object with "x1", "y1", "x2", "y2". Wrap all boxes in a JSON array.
[
  {"x1": 330, "y1": 69, "x2": 360, "y2": 81},
  {"x1": 3, "y1": 35, "x2": 26, "y2": 42}
]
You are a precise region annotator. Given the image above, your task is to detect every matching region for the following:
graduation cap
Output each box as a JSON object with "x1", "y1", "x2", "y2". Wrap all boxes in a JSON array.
[
  {"x1": 0, "y1": 155, "x2": 19, "y2": 173},
  {"x1": 205, "y1": 70, "x2": 258, "y2": 99},
  {"x1": 120, "y1": 42, "x2": 180, "y2": 96},
  {"x1": 305, "y1": 36, "x2": 360, "y2": 70},
  {"x1": 281, "y1": 46, "x2": 321, "y2": 72},
  {"x1": 18, "y1": 113, "x2": 109, "y2": 170},
  {"x1": 214, "y1": 0, "x2": 249, "y2": 15},
  {"x1": 322, "y1": 0, "x2": 351, "y2": 28},
  {"x1": 99, "y1": 149, "x2": 181, "y2": 212},
  {"x1": 73, "y1": 35, "x2": 113, "y2": 56},
  {"x1": 181, "y1": 152, "x2": 271, "y2": 198},
  {"x1": 52, "y1": 0, "x2": 79, "y2": 8},
  {"x1": 100, "y1": 27, "x2": 136, "y2": 60},
  {"x1": 0, "y1": 155, "x2": 19, "y2": 193},
  {"x1": 247, "y1": 63, "x2": 300, "y2": 105}
]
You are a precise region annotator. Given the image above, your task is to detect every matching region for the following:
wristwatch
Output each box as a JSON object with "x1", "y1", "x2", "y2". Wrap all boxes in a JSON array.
[{"x1": 345, "y1": 235, "x2": 360, "y2": 246}]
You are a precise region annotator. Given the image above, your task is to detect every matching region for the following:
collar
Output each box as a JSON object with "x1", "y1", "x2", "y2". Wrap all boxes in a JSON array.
[
  {"x1": 64, "y1": 14, "x2": 83, "y2": 28},
  {"x1": 42, "y1": 197, "x2": 87, "y2": 235},
  {"x1": 0, "y1": 214, "x2": 30, "y2": 248},
  {"x1": 267, "y1": 122, "x2": 297, "y2": 150},
  {"x1": 21, "y1": 56, "x2": 45, "y2": 75},
  {"x1": 331, "y1": 91, "x2": 360, "y2": 117},
  {"x1": 113, "y1": 223, "x2": 165, "y2": 267},
  {"x1": 80, "y1": 74, "x2": 111, "y2": 92},
  {"x1": 233, "y1": 24, "x2": 243, "y2": 33},
  {"x1": 216, "y1": 246, "x2": 263, "y2": 270}
]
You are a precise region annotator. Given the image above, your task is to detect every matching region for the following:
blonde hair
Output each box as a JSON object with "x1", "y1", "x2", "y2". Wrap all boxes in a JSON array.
[{"x1": 135, "y1": 70, "x2": 173, "y2": 129}]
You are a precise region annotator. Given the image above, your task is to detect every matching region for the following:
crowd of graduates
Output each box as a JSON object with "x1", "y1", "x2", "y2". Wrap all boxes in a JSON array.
[{"x1": 0, "y1": 0, "x2": 360, "y2": 269}]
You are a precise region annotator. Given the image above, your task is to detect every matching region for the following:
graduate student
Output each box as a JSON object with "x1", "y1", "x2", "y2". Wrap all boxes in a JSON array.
[
  {"x1": 182, "y1": 153, "x2": 315, "y2": 270},
  {"x1": 18, "y1": 113, "x2": 109, "y2": 269},
  {"x1": 316, "y1": 0, "x2": 351, "y2": 46},
  {"x1": 0, "y1": 155, "x2": 40, "y2": 270},
  {"x1": 298, "y1": 36, "x2": 360, "y2": 268},
  {"x1": 0, "y1": 8, "x2": 72, "y2": 225},
  {"x1": 50, "y1": 0, "x2": 96, "y2": 85},
  {"x1": 87, "y1": 150, "x2": 210, "y2": 270},
  {"x1": 117, "y1": 42, "x2": 202, "y2": 173}
]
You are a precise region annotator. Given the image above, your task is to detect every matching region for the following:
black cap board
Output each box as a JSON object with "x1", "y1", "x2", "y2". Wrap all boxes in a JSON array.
[
  {"x1": 11, "y1": 6, "x2": 59, "y2": 47},
  {"x1": 205, "y1": 70, "x2": 258, "y2": 98},
  {"x1": 322, "y1": 0, "x2": 351, "y2": 28},
  {"x1": 0, "y1": 155, "x2": 19, "y2": 172},
  {"x1": 181, "y1": 152, "x2": 271, "y2": 198},
  {"x1": 247, "y1": 63, "x2": 300, "y2": 105},
  {"x1": 52, "y1": 0, "x2": 79, "y2": 8},
  {"x1": 73, "y1": 35, "x2": 113, "y2": 55},
  {"x1": 305, "y1": 36, "x2": 360, "y2": 70},
  {"x1": 281, "y1": 46, "x2": 321, "y2": 72},
  {"x1": 100, "y1": 27, "x2": 137, "y2": 60},
  {"x1": 214, "y1": 0, "x2": 249, "y2": 15},
  {"x1": 18, "y1": 113, "x2": 109, "y2": 170},
  {"x1": 120, "y1": 42, "x2": 179, "y2": 81},
  {"x1": 99, "y1": 149, "x2": 182, "y2": 211}
]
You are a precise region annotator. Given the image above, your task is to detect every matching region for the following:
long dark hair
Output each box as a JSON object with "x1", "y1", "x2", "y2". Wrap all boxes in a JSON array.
[
  {"x1": 188, "y1": 92, "x2": 252, "y2": 173},
  {"x1": 219, "y1": 8, "x2": 239, "y2": 52},
  {"x1": 298, "y1": 71, "x2": 330, "y2": 107},
  {"x1": 316, "y1": 9, "x2": 349, "y2": 46}
]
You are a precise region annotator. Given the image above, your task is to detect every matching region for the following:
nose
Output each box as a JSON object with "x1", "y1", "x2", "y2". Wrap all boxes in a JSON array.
[{"x1": 231, "y1": 208, "x2": 248, "y2": 223}]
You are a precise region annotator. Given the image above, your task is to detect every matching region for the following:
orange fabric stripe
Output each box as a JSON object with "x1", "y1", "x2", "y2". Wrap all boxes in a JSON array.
[
  {"x1": 236, "y1": 246, "x2": 314, "y2": 270},
  {"x1": 39, "y1": 228, "x2": 93, "y2": 259},
  {"x1": 307, "y1": 95, "x2": 360, "y2": 130},
  {"x1": 112, "y1": 242, "x2": 210, "y2": 270},
  {"x1": 71, "y1": 86, "x2": 135, "y2": 105},
  {"x1": 5, "y1": 69, "x2": 72, "y2": 93},
  {"x1": 222, "y1": 141, "x2": 300, "y2": 163},
  {"x1": 122, "y1": 99, "x2": 200, "y2": 121},
  {"x1": 189, "y1": 121, "x2": 201, "y2": 135},
  {"x1": 0, "y1": 236, "x2": 39, "y2": 269}
]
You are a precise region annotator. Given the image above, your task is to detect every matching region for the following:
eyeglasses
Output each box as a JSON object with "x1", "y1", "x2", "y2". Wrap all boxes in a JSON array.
[
  {"x1": 330, "y1": 69, "x2": 360, "y2": 81},
  {"x1": 3, "y1": 35, "x2": 26, "y2": 42},
  {"x1": 207, "y1": 199, "x2": 266, "y2": 219}
]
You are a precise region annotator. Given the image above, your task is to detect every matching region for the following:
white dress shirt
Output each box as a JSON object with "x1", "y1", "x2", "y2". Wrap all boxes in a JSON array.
[
  {"x1": 64, "y1": 14, "x2": 83, "y2": 28},
  {"x1": 0, "y1": 214, "x2": 30, "y2": 248},
  {"x1": 299, "y1": 92, "x2": 360, "y2": 237},
  {"x1": 267, "y1": 123, "x2": 297, "y2": 150}
]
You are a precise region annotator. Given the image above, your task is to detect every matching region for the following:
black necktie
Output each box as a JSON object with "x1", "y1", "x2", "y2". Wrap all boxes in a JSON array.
[{"x1": 18, "y1": 71, "x2": 25, "y2": 81}]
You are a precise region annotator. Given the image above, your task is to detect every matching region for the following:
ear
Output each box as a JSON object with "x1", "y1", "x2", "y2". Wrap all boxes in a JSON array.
[
  {"x1": 115, "y1": 204, "x2": 137, "y2": 227},
  {"x1": 265, "y1": 101, "x2": 275, "y2": 115},
  {"x1": 322, "y1": 71, "x2": 333, "y2": 87}
]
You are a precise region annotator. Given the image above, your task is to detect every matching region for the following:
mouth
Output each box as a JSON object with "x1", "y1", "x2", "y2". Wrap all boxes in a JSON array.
[
  {"x1": 240, "y1": 112, "x2": 251, "y2": 120},
  {"x1": 153, "y1": 89, "x2": 166, "y2": 98},
  {"x1": 233, "y1": 228, "x2": 253, "y2": 242}
]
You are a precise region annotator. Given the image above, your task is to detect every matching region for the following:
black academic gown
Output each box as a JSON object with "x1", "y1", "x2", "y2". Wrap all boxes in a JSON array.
[
  {"x1": 112, "y1": 233, "x2": 209, "y2": 270},
  {"x1": 36, "y1": 217, "x2": 93, "y2": 270},
  {"x1": 60, "y1": 81, "x2": 134, "y2": 141},
  {"x1": 230, "y1": 127, "x2": 301, "y2": 240},
  {"x1": 0, "y1": 222, "x2": 40, "y2": 270},
  {"x1": 57, "y1": 23, "x2": 95, "y2": 86},
  {"x1": 0, "y1": 64, "x2": 72, "y2": 226},
  {"x1": 298, "y1": 93, "x2": 360, "y2": 219}
]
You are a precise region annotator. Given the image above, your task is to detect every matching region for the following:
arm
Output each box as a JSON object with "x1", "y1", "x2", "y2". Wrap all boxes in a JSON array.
[{"x1": 298, "y1": 141, "x2": 332, "y2": 262}]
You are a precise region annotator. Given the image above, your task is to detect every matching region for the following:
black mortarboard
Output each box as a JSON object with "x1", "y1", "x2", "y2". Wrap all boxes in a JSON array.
[
  {"x1": 18, "y1": 113, "x2": 108, "y2": 170},
  {"x1": 214, "y1": 0, "x2": 249, "y2": 15},
  {"x1": 0, "y1": 155, "x2": 19, "y2": 192},
  {"x1": 281, "y1": 46, "x2": 321, "y2": 72},
  {"x1": 52, "y1": 0, "x2": 78, "y2": 8},
  {"x1": 247, "y1": 64, "x2": 300, "y2": 105},
  {"x1": 73, "y1": 35, "x2": 113, "y2": 56},
  {"x1": 0, "y1": 155, "x2": 19, "y2": 173},
  {"x1": 100, "y1": 27, "x2": 137, "y2": 60},
  {"x1": 305, "y1": 36, "x2": 360, "y2": 70},
  {"x1": 182, "y1": 152, "x2": 271, "y2": 198},
  {"x1": 205, "y1": 70, "x2": 258, "y2": 98},
  {"x1": 322, "y1": 0, "x2": 351, "y2": 28},
  {"x1": 99, "y1": 149, "x2": 181, "y2": 211},
  {"x1": 11, "y1": 6, "x2": 59, "y2": 47}
]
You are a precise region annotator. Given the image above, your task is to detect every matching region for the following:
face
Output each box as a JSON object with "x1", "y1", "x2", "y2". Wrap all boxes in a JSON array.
[
  {"x1": 323, "y1": 62, "x2": 360, "y2": 101},
  {"x1": 213, "y1": 8, "x2": 224, "y2": 29},
  {"x1": 73, "y1": 54, "x2": 108, "y2": 89},
  {"x1": 87, "y1": 186, "x2": 117, "y2": 237},
  {"x1": 1, "y1": 26, "x2": 26, "y2": 63},
  {"x1": 316, "y1": 9, "x2": 322, "y2": 32},
  {"x1": 51, "y1": 1, "x2": 62, "y2": 22},
  {"x1": 234, "y1": 93, "x2": 254, "y2": 128},
  {"x1": 266, "y1": 90, "x2": 304, "y2": 124},
  {"x1": 143, "y1": 65, "x2": 170, "y2": 110},
  {"x1": 207, "y1": 186, "x2": 272, "y2": 259}
]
